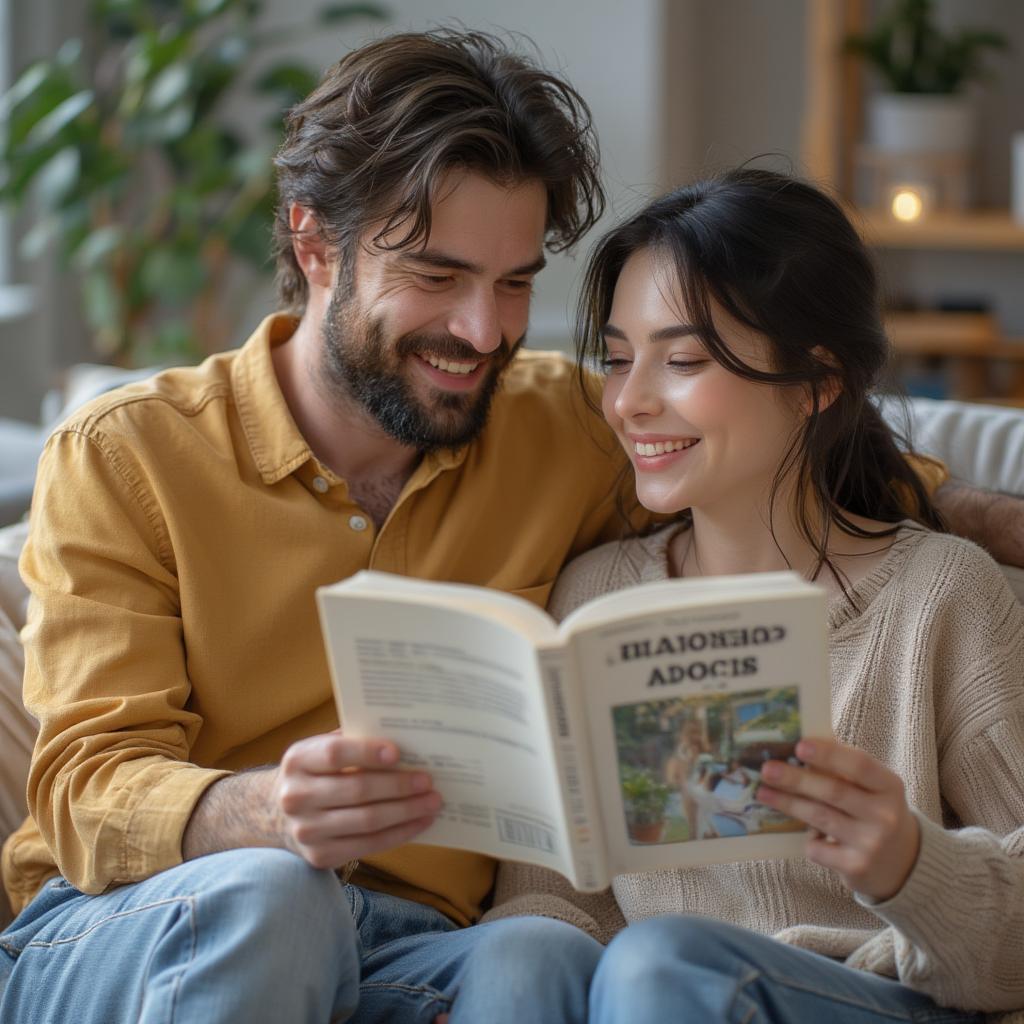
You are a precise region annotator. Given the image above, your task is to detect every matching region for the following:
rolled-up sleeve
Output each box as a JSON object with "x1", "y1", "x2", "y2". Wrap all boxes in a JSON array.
[{"x1": 20, "y1": 427, "x2": 230, "y2": 894}]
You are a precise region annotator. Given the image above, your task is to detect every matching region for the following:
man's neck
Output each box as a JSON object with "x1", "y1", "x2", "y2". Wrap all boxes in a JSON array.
[{"x1": 272, "y1": 314, "x2": 421, "y2": 507}]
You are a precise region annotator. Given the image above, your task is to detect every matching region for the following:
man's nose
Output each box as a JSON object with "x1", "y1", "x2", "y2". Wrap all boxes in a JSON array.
[{"x1": 446, "y1": 290, "x2": 503, "y2": 355}]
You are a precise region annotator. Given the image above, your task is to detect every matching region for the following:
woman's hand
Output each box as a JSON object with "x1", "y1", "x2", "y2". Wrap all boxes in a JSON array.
[{"x1": 756, "y1": 738, "x2": 920, "y2": 902}]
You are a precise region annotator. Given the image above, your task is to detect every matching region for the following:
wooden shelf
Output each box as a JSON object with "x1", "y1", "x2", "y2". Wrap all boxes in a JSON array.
[
  {"x1": 853, "y1": 209, "x2": 1024, "y2": 251},
  {"x1": 884, "y1": 311, "x2": 1024, "y2": 399},
  {"x1": 885, "y1": 312, "x2": 999, "y2": 355}
]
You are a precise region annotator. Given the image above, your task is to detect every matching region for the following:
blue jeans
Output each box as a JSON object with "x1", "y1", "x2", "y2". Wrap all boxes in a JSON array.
[
  {"x1": 0, "y1": 848, "x2": 600, "y2": 1023},
  {"x1": 589, "y1": 916, "x2": 986, "y2": 1024}
]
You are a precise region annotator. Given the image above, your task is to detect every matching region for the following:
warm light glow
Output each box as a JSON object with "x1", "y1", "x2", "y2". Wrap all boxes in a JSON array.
[{"x1": 891, "y1": 188, "x2": 924, "y2": 222}]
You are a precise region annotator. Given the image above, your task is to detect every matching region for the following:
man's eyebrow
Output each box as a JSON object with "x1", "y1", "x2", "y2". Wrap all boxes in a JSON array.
[
  {"x1": 400, "y1": 250, "x2": 546, "y2": 276},
  {"x1": 602, "y1": 323, "x2": 700, "y2": 342}
]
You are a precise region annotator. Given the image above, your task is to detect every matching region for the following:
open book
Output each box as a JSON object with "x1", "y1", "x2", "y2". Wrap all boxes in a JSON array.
[{"x1": 317, "y1": 570, "x2": 831, "y2": 892}]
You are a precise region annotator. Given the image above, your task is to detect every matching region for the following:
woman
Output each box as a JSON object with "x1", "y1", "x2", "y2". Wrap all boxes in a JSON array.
[{"x1": 482, "y1": 168, "x2": 1024, "y2": 1023}]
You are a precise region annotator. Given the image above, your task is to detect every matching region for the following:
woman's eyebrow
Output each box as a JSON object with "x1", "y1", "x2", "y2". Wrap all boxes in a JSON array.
[{"x1": 602, "y1": 323, "x2": 701, "y2": 342}]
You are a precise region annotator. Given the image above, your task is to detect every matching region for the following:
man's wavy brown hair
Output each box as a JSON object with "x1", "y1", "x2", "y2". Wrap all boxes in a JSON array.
[{"x1": 272, "y1": 29, "x2": 605, "y2": 312}]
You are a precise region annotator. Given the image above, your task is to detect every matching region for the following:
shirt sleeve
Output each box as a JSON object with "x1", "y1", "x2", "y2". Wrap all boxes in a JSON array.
[
  {"x1": 904, "y1": 452, "x2": 948, "y2": 495},
  {"x1": 853, "y1": 554, "x2": 1024, "y2": 1012},
  {"x1": 20, "y1": 426, "x2": 230, "y2": 894}
]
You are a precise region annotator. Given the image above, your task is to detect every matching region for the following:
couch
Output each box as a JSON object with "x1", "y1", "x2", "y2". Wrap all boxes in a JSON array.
[{"x1": 1, "y1": 392, "x2": 1024, "y2": 1013}]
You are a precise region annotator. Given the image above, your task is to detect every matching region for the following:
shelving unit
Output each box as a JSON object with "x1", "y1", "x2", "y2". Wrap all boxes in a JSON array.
[
  {"x1": 803, "y1": 1, "x2": 1024, "y2": 402},
  {"x1": 856, "y1": 210, "x2": 1024, "y2": 251}
]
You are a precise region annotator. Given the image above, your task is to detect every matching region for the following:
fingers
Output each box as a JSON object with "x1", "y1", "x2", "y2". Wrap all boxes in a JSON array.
[
  {"x1": 297, "y1": 814, "x2": 440, "y2": 870},
  {"x1": 792, "y1": 738, "x2": 896, "y2": 794},
  {"x1": 289, "y1": 791, "x2": 443, "y2": 847},
  {"x1": 275, "y1": 730, "x2": 443, "y2": 869},
  {"x1": 756, "y1": 783, "x2": 860, "y2": 845},
  {"x1": 755, "y1": 737, "x2": 921, "y2": 901},
  {"x1": 282, "y1": 731, "x2": 400, "y2": 775},
  {"x1": 278, "y1": 767, "x2": 434, "y2": 815}
]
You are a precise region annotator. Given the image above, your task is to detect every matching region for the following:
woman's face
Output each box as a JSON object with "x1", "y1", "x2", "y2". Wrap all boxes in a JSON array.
[{"x1": 601, "y1": 247, "x2": 805, "y2": 517}]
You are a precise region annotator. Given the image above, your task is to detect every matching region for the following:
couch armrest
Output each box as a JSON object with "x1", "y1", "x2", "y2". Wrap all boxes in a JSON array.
[{"x1": 884, "y1": 397, "x2": 1024, "y2": 496}]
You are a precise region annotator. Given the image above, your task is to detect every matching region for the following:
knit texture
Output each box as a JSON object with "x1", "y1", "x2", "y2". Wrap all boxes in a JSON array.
[{"x1": 483, "y1": 524, "x2": 1024, "y2": 1017}]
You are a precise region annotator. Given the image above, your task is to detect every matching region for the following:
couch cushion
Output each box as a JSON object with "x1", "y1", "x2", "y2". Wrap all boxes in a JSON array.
[
  {"x1": 890, "y1": 397, "x2": 1024, "y2": 495},
  {"x1": 0, "y1": 520, "x2": 34, "y2": 928}
]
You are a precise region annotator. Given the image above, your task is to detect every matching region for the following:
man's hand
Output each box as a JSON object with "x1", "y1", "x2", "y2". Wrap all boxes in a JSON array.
[
  {"x1": 755, "y1": 737, "x2": 920, "y2": 902},
  {"x1": 933, "y1": 481, "x2": 1024, "y2": 568},
  {"x1": 182, "y1": 730, "x2": 441, "y2": 867},
  {"x1": 274, "y1": 730, "x2": 442, "y2": 868}
]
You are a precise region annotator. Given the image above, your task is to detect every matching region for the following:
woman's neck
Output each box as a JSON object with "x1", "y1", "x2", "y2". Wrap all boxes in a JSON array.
[{"x1": 668, "y1": 494, "x2": 898, "y2": 597}]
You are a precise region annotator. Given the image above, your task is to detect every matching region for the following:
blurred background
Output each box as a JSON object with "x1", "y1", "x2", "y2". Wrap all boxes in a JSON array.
[{"x1": 1, "y1": 0, "x2": 1022, "y2": 431}]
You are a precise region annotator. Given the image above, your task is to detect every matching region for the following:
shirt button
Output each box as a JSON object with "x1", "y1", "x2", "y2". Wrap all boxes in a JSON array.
[
  {"x1": 349, "y1": 514, "x2": 368, "y2": 532},
  {"x1": 312, "y1": 475, "x2": 329, "y2": 494}
]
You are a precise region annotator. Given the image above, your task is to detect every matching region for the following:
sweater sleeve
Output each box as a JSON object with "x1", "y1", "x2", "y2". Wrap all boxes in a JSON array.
[{"x1": 854, "y1": 549, "x2": 1024, "y2": 1012}]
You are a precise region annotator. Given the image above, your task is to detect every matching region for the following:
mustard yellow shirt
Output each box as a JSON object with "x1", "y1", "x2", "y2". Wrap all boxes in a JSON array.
[{"x1": 2, "y1": 314, "x2": 636, "y2": 923}]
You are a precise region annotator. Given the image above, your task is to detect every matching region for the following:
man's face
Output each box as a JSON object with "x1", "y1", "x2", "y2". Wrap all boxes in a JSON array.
[{"x1": 319, "y1": 171, "x2": 548, "y2": 451}]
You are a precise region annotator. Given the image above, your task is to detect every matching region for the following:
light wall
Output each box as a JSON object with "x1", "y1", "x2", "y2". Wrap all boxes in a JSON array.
[{"x1": 3, "y1": 0, "x2": 1022, "y2": 422}]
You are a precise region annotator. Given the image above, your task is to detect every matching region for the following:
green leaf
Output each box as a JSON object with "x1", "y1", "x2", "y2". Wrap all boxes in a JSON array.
[
  {"x1": 228, "y1": 204, "x2": 273, "y2": 266},
  {"x1": 255, "y1": 63, "x2": 318, "y2": 105},
  {"x1": 72, "y1": 225, "x2": 126, "y2": 271},
  {"x1": 19, "y1": 217, "x2": 60, "y2": 260},
  {"x1": 140, "y1": 245, "x2": 207, "y2": 301},
  {"x1": 82, "y1": 270, "x2": 123, "y2": 336},
  {"x1": 55, "y1": 39, "x2": 84, "y2": 67},
  {"x1": 31, "y1": 147, "x2": 82, "y2": 209},
  {"x1": 146, "y1": 63, "x2": 191, "y2": 110},
  {"x1": 25, "y1": 91, "x2": 94, "y2": 147},
  {"x1": 0, "y1": 63, "x2": 50, "y2": 120},
  {"x1": 191, "y1": 0, "x2": 235, "y2": 17},
  {"x1": 150, "y1": 319, "x2": 202, "y2": 363},
  {"x1": 317, "y1": 3, "x2": 389, "y2": 25},
  {"x1": 137, "y1": 102, "x2": 195, "y2": 142}
]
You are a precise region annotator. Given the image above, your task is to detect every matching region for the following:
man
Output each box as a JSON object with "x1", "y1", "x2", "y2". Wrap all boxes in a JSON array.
[
  {"x1": 0, "y1": 30, "x2": 621, "y2": 1024},
  {"x1": 0, "y1": 27, "x2": 1017, "y2": 1024}
]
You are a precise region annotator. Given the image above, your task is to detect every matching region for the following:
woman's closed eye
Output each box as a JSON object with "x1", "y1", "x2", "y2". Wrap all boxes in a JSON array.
[{"x1": 600, "y1": 356, "x2": 632, "y2": 374}]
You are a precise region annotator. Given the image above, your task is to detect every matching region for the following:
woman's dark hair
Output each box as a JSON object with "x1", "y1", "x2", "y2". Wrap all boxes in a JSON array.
[
  {"x1": 576, "y1": 167, "x2": 944, "y2": 589},
  {"x1": 273, "y1": 29, "x2": 605, "y2": 312}
]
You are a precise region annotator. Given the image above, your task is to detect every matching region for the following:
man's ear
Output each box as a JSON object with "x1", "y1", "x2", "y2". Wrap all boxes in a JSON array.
[{"x1": 289, "y1": 204, "x2": 332, "y2": 288}]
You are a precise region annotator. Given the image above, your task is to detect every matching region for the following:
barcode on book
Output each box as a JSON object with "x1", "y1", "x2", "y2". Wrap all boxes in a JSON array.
[{"x1": 495, "y1": 813, "x2": 556, "y2": 854}]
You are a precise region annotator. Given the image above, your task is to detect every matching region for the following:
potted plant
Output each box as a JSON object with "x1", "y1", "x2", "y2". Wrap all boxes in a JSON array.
[
  {"x1": 844, "y1": 0, "x2": 1008, "y2": 155},
  {"x1": 620, "y1": 764, "x2": 670, "y2": 844},
  {"x1": 0, "y1": 0, "x2": 386, "y2": 366}
]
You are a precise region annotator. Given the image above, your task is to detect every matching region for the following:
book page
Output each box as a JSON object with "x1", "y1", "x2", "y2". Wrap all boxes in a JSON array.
[
  {"x1": 569, "y1": 580, "x2": 831, "y2": 875},
  {"x1": 318, "y1": 592, "x2": 575, "y2": 876}
]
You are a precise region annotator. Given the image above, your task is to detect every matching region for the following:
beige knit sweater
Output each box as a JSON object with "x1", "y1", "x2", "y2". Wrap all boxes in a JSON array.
[{"x1": 482, "y1": 524, "x2": 1024, "y2": 1017}]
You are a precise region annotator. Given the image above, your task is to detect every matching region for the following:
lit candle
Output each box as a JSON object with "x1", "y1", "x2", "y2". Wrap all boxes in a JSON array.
[{"x1": 888, "y1": 183, "x2": 935, "y2": 222}]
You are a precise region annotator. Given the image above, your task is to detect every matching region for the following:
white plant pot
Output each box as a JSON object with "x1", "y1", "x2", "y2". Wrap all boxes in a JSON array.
[{"x1": 867, "y1": 93, "x2": 974, "y2": 154}]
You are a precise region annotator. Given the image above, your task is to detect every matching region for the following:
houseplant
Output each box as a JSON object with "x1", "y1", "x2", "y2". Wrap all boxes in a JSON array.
[
  {"x1": 0, "y1": 0, "x2": 386, "y2": 366},
  {"x1": 844, "y1": 0, "x2": 1008, "y2": 154},
  {"x1": 620, "y1": 764, "x2": 671, "y2": 845}
]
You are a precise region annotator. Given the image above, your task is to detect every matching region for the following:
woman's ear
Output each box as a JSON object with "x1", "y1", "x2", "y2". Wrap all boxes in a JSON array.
[
  {"x1": 289, "y1": 204, "x2": 332, "y2": 289},
  {"x1": 801, "y1": 347, "x2": 842, "y2": 417}
]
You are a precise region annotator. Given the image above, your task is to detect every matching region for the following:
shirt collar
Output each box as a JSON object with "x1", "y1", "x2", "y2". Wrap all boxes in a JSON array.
[{"x1": 232, "y1": 313, "x2": 313, "y2": 485}]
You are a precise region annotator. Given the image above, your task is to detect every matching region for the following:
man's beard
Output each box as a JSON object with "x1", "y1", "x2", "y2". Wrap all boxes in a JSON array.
[{"x1": 319, "y1": 287, "x2": 521, "y2": 452}]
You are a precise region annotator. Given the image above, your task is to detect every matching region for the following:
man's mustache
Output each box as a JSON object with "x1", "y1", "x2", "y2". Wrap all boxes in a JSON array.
[{"x1": 394, "y1": 332, "x2": 521, "y2": 365}]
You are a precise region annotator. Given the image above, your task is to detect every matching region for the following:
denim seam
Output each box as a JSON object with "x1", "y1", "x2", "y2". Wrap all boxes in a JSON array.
[
  {"x1": 359, "y1": 981, "x2": 451, "y2": 1006},
  {"x1": 741, "y1": 963, "x2": 915, "y2": 1022},
  {"x1": 165, "y1": 896, "x2": 197, "y2": 1024},
  {"x1": 21, "y1": 896, "x2": 196, "y2": 949},
  {"x1": 733, "y1": 967, "x2": 761, "y2": 1024}
]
